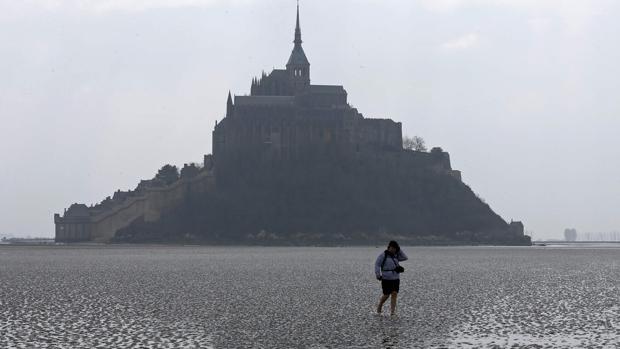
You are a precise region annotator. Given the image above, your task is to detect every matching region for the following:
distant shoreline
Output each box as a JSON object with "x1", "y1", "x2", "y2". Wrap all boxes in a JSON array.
[
  {"x1": 3, "y1": 240, "x2": 619, "y2": 248},
  {"x1": 533, "y1": 241, "x2": 620, "y2": 245},
  {"x1": 1, "y1": 242, "x2": 604, "y2": 248}
]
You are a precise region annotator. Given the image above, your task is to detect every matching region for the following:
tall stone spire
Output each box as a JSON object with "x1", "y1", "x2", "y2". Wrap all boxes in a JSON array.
[
  {"x1": 294, "y1": 0, "x2": 302, "y2": 46},
  {"x1": 287, "y1": 0, "x2": 310, "y2": 92}
]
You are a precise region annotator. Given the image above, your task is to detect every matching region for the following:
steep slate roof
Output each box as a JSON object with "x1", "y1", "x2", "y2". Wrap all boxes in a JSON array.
[
  {"x1": 287, "y1": 46, "x2": 309, "y2": 66},
  {"x1": 270, "y1": 69, "x2": 288, "y2": 78}
]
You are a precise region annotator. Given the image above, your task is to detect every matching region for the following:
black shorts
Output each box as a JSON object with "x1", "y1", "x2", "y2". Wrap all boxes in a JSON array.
[{"x1": 381, "y1": 279, "x2": 400, "y2": 295}]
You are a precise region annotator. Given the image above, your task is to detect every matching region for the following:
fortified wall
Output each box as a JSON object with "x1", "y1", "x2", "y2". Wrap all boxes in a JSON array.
[
  {"x1": 358, "y1": 146, "x2": 462, "y2": 180},
  {"x1": 55, "y1": 160, "x2": 215, "y2": 243}
]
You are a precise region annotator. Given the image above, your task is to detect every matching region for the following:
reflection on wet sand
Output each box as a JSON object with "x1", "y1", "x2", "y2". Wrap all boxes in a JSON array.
[
  {"x1": 1, "y1": 246, "x2": 618, "y2": 348},
  {"x1": 378, "y1": 316, "x2": 401, "y2": 348}
]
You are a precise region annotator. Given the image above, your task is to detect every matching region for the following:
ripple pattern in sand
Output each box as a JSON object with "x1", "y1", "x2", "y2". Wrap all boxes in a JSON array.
[{"x1": 1, "y1": 245, "x2": 618, "y2": 348}]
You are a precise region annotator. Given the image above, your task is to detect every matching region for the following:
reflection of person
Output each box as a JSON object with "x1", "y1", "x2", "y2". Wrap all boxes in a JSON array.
[{"x1": 374, "y1": 240, "x2": 408, "y2": 315}]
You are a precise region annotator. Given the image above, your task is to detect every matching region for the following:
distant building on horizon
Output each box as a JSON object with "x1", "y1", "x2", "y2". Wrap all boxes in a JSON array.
[{"x1": 564, "y1": 228, "x2": 578, "y2": 241}]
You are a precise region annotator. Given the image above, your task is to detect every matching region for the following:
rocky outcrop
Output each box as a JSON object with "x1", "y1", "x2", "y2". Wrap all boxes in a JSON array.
[{"x1": 114, "y1": 150, "x2": 530, "y2": 246}]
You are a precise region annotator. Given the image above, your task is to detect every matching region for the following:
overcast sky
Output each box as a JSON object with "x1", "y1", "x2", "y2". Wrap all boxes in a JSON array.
[{"x1": 1, "y1": 0, "x2": 618, "y2": 240}]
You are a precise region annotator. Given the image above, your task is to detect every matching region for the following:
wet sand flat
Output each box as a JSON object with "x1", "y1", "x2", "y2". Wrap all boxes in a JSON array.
[{"x1": 0, "y1": 245, "x2": 618, "y2": 348}]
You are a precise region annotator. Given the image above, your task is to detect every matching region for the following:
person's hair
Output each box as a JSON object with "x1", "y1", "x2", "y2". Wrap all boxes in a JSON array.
[{"x1": 388, "y1": 240, "x2": 400, "y2": 252}]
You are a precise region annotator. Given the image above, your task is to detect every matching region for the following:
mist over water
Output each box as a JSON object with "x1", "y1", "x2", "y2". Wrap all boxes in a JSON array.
[{"x1": 1, "y1": 246, "x2": 618, "y2": 348}]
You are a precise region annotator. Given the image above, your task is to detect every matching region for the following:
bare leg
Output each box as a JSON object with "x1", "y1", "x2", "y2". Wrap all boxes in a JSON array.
[
  {"x1": 390, "y1": 292, "x2": 398, "y2": 316},
  {"x1": 377, "y1": 294, "x2": 390, "y2": 313}
]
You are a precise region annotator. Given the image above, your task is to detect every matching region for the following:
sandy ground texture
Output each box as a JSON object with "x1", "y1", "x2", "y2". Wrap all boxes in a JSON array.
[{"x1": 0, "y1": 245, "x2": 618, "y2": 348}]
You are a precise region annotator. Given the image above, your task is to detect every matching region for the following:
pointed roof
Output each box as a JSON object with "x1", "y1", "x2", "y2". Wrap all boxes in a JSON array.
[
  {"x1": 294, "y1": 0, "x2": 302, "y2": 46},
  {"x1": 287, "y1": 1, "x2": 309, "y2": 67},
  {"x1": 226, "y1": 91, "x2": 234, "y2": 116}
]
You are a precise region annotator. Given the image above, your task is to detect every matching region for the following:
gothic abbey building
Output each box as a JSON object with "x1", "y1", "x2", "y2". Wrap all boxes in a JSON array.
[
  {"x1": 54, "y1": 5, "x2": 527, "y2": 244},
  {"x1": 213, "y1": 5, "x2": 402, "y2": 170}
]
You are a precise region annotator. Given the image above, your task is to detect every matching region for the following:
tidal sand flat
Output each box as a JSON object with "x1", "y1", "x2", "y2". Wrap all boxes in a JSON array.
[{"x1": 0, "y1": 245, "x2": 618, "y2": 348}]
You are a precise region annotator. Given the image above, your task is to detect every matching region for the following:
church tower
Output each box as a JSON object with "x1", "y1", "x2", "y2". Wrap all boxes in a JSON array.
[{"x1": 286, "y1": 1, "x2": 310, "y2": 93}]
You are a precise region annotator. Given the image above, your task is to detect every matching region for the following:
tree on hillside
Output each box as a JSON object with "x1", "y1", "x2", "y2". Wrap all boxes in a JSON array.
[
  {"x1": 403, "y1": 135, "x2": 427, "y2": 152},
  {"x1": 156, "y1": 164, "x2": 180, "y2": 185}
]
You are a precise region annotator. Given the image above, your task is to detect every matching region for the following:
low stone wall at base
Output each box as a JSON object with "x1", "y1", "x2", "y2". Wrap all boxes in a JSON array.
[{"x1": 55, "y1": 170, "x2": 215, "y2": 243}]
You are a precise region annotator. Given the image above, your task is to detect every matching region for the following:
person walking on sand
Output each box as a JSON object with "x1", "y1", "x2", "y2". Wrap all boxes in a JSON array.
[{"x1": 375, "y1": 240, "x2": 408, "y2": 316}]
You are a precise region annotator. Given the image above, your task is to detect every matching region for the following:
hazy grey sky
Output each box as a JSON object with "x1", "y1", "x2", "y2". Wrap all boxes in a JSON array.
[{"x1": 1, "y1": 0, "x2": 618, "y2": 239}]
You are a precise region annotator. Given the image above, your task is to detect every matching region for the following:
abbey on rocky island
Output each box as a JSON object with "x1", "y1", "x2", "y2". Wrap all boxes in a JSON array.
[{"x1": 55, "y1": 4, "x2": 528, "y2": 245}]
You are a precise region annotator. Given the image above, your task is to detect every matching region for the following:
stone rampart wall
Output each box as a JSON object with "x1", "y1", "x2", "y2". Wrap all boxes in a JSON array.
[{"x1": 56, "y1": 170, "x2": 215, "y2": 243}]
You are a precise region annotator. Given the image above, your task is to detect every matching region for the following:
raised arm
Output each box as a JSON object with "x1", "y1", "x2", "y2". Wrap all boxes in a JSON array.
[{"x1": 397, "y1": 250, "x2": 408, "y2": 262}]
